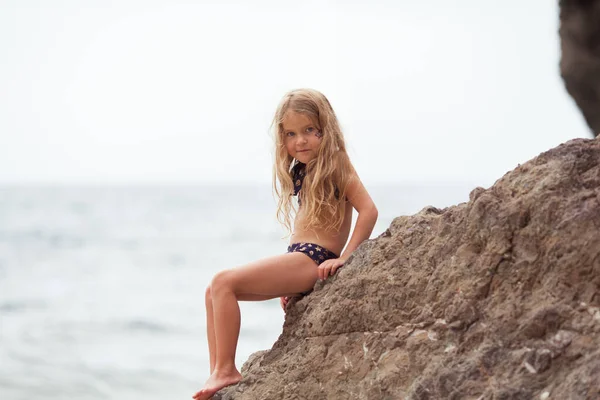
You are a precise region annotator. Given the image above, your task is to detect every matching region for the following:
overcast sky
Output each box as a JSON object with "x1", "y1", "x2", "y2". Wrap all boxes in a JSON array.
[{"x1": 0, "y1": 0, "x2": 591, "y2": 186}]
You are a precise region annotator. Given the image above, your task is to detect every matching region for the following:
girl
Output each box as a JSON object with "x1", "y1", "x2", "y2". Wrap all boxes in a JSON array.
[{"x1": 193, "y1": 88, "x2": 378, "y2": 400}]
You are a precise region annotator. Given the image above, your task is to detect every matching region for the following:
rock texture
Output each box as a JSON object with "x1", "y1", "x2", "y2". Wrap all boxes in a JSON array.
[
  {"x1": 560, "y1": 0, "x2": 600, "y2": 137},
  {"x1": 218, "y1": 137, "x2": 600, "y2": 400}
]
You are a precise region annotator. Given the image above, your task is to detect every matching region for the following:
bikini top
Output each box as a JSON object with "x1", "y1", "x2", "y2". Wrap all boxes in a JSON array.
[
  {"x1": 292, "y1": 162, "x2": 307, "y2": 205},
  {"x1": 292, "y1": 162, "x2": 341, "y2": 206}
]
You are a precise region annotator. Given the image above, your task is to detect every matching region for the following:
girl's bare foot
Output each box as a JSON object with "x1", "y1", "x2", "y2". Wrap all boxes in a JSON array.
[{"x1": 192, "y1": 368, "x2": 242, "y2": 400}]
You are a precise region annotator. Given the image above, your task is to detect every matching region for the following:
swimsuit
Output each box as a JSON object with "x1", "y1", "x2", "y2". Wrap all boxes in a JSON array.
[
  {"x1": 287, "y1": 242, "x2": 339, "y2": 265},
  {"x1": 289, "y1": 161, "x2": 340, "y2": 263},
  {"x1": 291, "y1": 161, "x2": 340, "y2": 206},
  {"x1": 292, "y1": 161, "x2": 307, "y2": 206},
  {"x1": 289, "y1": 162, "x2": 340, "y2": 295},
  {"x1": 287, "y1": 242, "x2": 339, "y2": 296}
]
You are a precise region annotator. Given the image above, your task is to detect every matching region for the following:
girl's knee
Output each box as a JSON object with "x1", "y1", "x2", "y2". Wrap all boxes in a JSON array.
[{"x1": 211, "y1": 269, "x2": 235, "y2": 292}]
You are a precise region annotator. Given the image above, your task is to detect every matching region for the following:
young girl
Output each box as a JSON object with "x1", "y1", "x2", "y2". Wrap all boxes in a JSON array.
[{"x1": 193, "y1": 88, "x2": 378, "y2": 400}]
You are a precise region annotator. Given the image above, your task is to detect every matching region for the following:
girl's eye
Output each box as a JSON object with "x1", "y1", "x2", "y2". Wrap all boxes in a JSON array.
[
  {"x1": 286, "y1": 132, "x2": 295, "y2": 137},
  {"x1": 306, "y1": 127, "x2": 314, "y2": 133}
]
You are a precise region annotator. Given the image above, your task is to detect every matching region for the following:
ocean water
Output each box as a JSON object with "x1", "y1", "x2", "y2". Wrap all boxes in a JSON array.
[{"x1": 0, "y1": 183, "x2": 474, "y2": 400}]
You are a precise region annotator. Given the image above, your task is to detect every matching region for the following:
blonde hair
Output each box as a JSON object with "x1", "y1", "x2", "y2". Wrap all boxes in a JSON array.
[{"x1": 272, "y1": 88, "x2": 354, "y2": 234}]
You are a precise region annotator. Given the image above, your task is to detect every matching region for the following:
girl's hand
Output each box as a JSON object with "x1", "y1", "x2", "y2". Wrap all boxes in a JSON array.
[
  {"x1": 280, "y1": 296, "x2": 291, "y2": 312},
  {"x1": 317, "y1": 258, "x2": 345, "y2": 280}
]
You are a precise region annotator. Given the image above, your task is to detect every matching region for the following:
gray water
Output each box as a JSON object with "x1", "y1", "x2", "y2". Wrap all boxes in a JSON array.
[{"x1": 0, "y1": 183, "x2": 475, "y2": 399}]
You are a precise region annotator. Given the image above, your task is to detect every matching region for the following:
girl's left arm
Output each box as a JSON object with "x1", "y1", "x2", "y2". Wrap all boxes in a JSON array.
[{"x1": 339, "y1": 174, "x2": 378, "y2": 262}]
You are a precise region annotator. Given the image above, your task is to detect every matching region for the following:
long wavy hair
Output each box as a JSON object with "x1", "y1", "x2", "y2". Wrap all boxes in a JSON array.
[{"x1": 272, "y1": 89, "x2": 354, "y2": 235}]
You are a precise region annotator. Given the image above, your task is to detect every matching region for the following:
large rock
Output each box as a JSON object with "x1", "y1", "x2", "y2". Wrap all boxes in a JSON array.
[
  {"x1": 560, "y1": 0, "x2": 600, "y2": 137},
  {"x1": 218, "y1": 137, "x2": 600, "y2": 399}
]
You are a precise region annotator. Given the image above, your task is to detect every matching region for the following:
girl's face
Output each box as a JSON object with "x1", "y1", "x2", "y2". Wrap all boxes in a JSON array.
[{"x1": 282, "y1": 111, "x2": 323, "y2": 164}]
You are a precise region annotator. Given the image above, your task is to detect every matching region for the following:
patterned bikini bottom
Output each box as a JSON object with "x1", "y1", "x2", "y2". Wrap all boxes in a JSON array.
[
  {"x1": 287, "y1": 242, "x2": 340, "y2": 296},
  {"x1": 287, "y1": 242, "x2": 339, "y2": 265}
]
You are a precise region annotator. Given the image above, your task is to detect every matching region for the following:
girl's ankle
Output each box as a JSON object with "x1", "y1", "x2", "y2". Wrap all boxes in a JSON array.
[{"x1": 213, "y1": 364, "x2": 240, "y2": 376}]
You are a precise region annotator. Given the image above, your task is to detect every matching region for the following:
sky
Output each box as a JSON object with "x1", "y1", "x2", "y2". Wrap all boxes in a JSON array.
[{"x1": 0, "y1": 0, "x2": 591, "y2": 186}]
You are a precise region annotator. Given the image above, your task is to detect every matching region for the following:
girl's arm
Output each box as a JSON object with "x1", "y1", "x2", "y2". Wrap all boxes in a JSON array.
[
  {"x1": 317, "y1": 173, "x2": 378, "y2": 281},
  {"x1": 339, "y1": 174, "x2": 378, "y2": 262}
]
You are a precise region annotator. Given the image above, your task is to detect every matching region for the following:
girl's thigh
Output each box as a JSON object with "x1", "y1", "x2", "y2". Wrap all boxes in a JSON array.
[{"x1": 216, "y1": 252, "x2": 318, "y2": 298}]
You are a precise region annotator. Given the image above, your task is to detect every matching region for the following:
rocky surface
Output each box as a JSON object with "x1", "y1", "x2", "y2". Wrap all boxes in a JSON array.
[
  {"x1": 560, "y1": 0, "x2": 600, "y2": 137},
  {"x1": 217, "y1": 137, "x2": 600, "y2": 399}
]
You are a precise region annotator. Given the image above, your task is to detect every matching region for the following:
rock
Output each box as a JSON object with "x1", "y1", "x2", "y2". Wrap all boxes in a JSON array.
[
  {"x1": 560, "y1": 0, "x2": 600, "y2": 137},
  {"x1": 218, "y1": 137, "x2": 600, "y2": 399}
]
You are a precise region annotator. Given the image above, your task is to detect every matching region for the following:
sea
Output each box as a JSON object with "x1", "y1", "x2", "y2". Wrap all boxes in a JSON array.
[{"x1": 0, "y1": 183, "x2": 475, "y2": 399}]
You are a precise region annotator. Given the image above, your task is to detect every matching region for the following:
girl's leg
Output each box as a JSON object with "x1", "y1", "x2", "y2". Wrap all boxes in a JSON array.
[
  {"x1": 205, "y1": 288, "x2": 280, "y2": 375},
  {"x1": 193, "y1": 252, "x2": 318, "y2": 400},
  {"x1": 204, "y1": 286, "x2": 216, "y2": 374}
]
